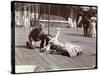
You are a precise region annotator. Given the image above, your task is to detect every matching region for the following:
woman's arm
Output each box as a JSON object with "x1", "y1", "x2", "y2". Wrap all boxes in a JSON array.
[{"x1": 55, "y1": 28, "x2": 61, "y2": 39}]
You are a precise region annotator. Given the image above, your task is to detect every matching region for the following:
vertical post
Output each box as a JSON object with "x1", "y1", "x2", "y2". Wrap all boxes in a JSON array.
[
  {"x1": 36, "y1": 4, "x2": 39, "y2": 20},
  {"x1": 34, "y1": 4, "x2": 37, "y2": 27},
  {"x1": 76, "y1": 10, "x2": 78, "y2": 29},
  {"x1": 43, "y1": 5, "x2": 45, "y2": 20},
  {"x1": 30, "y1": 4, "x2": 34, "y2": 27},
  {"x1": 38, "y1": 4, "x2": 40, "y2": 20},
  {"x1": 29, "y1": 4, "x2": 31, "y2": 27},
  {"x1": 59, "y1": 5, "x2": 60, "y2": 20},
  {"x1": 70, "y1": 8, "x2": 73, "y2": 27},
  {"x1": 48, "y1": 4, "x2": 50, "y2": 34}
]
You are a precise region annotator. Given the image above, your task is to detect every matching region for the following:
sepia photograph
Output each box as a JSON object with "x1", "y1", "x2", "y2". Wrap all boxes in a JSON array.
[{"x1": 11, "y1": 1, "x2": 97, "y2": 74}]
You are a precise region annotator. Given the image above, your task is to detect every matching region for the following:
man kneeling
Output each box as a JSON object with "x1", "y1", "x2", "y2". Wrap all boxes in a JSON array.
[{"x1": 26, "y1": 23, "x2": 49, "y2": 52}]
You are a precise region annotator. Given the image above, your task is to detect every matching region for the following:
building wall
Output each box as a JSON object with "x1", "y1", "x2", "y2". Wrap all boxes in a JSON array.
[{"x1": 15, "y1": 3, "x2": 78, "y2": 27}]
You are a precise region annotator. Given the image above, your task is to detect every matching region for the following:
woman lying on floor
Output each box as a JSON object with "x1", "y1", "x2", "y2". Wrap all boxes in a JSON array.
[{"x1": 42, "y1": 27, "x2": 83, "y2": 57}]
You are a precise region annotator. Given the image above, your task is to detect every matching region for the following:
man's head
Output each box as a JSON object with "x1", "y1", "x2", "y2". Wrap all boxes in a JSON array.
[
  {"x1": 39, "y1": 23, "x2": 44, "y2": 29},
  {"x1": 36, "y1": 23, "x2": 44, "y2": 32}
]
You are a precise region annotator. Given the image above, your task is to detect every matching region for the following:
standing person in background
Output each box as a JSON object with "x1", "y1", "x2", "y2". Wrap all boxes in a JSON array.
[
  {"x1": 78, "y1": 7, "x2": 90, "y2": 37},
  {"x1": 89, "y1": 15, "x2": 96, "y2": 38},
  {"x1": 82, "y1": 11, "x2": 90, "y2": 36},
  {"x1": 88, "y1": 7, "x2": 97, "y2": 37}
]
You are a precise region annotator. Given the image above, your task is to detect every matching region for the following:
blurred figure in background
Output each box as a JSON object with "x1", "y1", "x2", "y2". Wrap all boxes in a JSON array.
[
  {"x1": 89, "y1": 15, "x2": 96, "y2": 38},
  {"x1": 77, "y1": 7, "x2": 97, "y2": 37},
  {"x1": 77, "y1": 7, "x2": 90, "y2": 36},
  {"x1": 88, "y1": 7, "x2": 97, "y2": 38},
  {"x1": 82, "y1": 11, "x2": 90, "y2": 36}
]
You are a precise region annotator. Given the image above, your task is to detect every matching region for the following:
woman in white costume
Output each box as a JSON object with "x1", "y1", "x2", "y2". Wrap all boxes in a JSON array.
[
  {"x1": 43, "y1": 27, "x2": 82, "y2": 57},
  {"x1": 89, "y1": 16, "x2": 96, "y2": 38}
]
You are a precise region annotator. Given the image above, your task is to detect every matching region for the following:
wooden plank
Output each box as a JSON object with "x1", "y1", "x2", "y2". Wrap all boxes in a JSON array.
[
  {"x1": 15, "y1": 49, "x2": 26, "y2": 65},
  {"x1": 16, "y1": 47, "x2": 96, "y2": 71},
  {"x1": 33, "y1": 50, "x2": 60, "y2": 71},
  {"x1": 42, "y1": 53, "x2": 71, "y2": 69},
  {"x1": 16, "y1": 48, "x2": 45, "y2": 71},
  {"x1": 48, "y1": 53, "x2": 85, "y2": 68},
  {"x1": 16, "y1": 48, "x2": 30, "y2": 65},
  {"x1": 21, "y1": 49, "x2": 45, "y2": 71}
]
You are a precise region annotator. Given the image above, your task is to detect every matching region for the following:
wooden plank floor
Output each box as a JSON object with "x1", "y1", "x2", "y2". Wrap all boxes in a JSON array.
[
  {"x1": 15, "y1": 27, "x2": 96, "y2": 72},
  {"x1": 15, "y1": 47, "x2": 96, "y2": 72}
]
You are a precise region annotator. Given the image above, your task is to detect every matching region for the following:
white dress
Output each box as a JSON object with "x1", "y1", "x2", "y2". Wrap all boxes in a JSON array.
[
  {"x1": 46, "y1": 28, "x2": 82, "y2": 57},
  {"x1": 64, "y1": 43, "x2": 82, "y2": 57},
  {"x1": 90, "y1": 17, "x2": 96, "y2": 37},
  {"x1": 49, "y1": 40, "x2": 82, "y2": 57}
]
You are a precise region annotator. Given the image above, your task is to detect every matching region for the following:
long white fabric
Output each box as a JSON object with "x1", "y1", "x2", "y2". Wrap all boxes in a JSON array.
[
  {"x1": 64, "y1": 43, "x2": 82, "y2": 57},
  {"x1": 89, "y1": 16, "x2": 96, "y2": 38}
]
